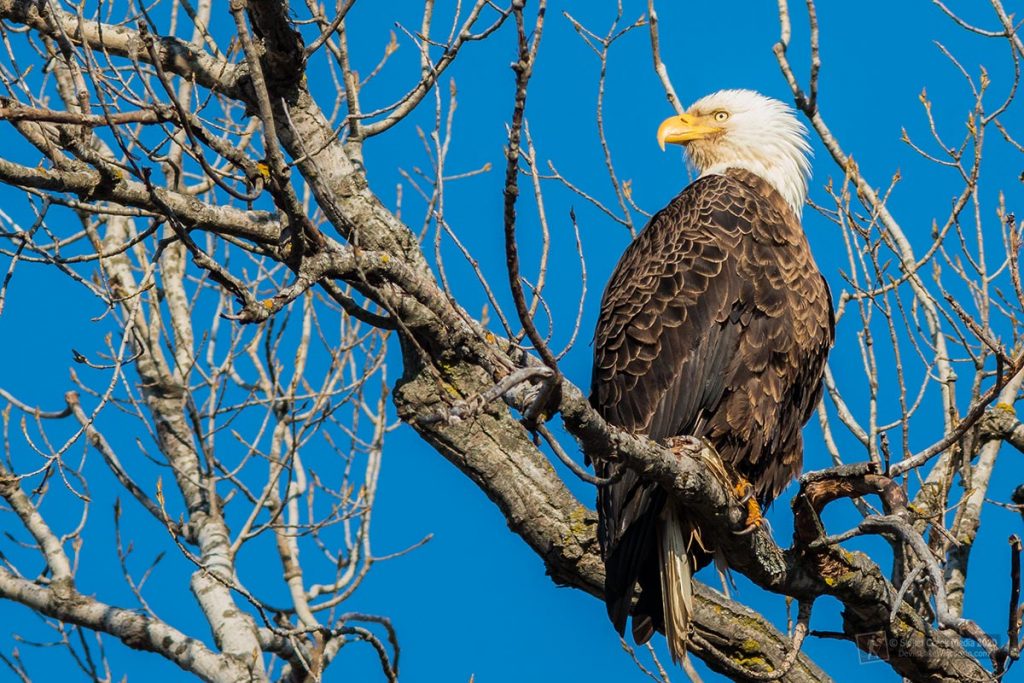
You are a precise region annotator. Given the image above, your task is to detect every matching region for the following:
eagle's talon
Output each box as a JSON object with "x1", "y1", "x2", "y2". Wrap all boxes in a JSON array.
[
  {"x1": 733, "y1": 479, "x2": 755, "y2": 505},
  {"x1": 733, "y1": 521, "x2": 762, "y2": 536},
  {"x1": 732, "y1": 478, "x2": 764, "y2": 534}
]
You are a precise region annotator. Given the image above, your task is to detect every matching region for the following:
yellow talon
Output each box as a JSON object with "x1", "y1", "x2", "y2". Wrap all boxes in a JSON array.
[{"x1": 733, "y1": 478, "x2": 764, "y2": 534}]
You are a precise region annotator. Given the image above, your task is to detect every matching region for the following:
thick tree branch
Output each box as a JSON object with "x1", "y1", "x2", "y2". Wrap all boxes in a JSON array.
[
  {"x1": 397, "y1": 333, "x2": 992, "y2": 680},
  {"x1": 394, "y1": 356, "x2": 829, "y2": 682}
]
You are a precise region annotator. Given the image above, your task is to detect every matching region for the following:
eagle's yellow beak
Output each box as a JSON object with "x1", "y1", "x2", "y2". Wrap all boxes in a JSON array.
[{"x1": 657, "y1": 114, "x2": 722, "y2": 150}]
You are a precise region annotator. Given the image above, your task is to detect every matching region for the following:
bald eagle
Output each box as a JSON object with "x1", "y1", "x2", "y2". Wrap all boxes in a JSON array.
[{"x1": 590, "y1": 90, "x2": 834, "y2": 661}]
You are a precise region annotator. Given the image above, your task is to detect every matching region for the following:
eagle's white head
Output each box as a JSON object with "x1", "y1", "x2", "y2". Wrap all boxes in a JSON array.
[{"x1": 657, "y1": 89, "x2": 811, "y2": 216}]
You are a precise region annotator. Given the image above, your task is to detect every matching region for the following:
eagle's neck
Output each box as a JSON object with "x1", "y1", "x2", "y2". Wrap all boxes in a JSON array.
[{"x1": 701, "y1": 156, "x2": 808, "y2": 218}]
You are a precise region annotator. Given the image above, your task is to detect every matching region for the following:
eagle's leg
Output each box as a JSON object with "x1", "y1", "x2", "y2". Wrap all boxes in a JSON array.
[{"x1": 732, "y1": 479, "x2": 764, "y2": 536}]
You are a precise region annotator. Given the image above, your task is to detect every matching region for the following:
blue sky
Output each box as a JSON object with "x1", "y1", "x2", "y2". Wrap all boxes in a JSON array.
[{"x1": 1, "y1": 1, "x2": 1022, "y2": 681}]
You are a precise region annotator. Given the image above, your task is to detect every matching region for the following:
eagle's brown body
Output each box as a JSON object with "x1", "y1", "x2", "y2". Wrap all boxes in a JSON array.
[{"x1": 590, "y1": 167, "x2": 833, "y2": 641}]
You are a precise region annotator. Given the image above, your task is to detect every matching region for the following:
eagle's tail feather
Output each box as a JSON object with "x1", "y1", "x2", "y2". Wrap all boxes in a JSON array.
[
  {"x1": 659, "y1": 505, "x2": 694, "y2": 663},
  {"x1": 631, "y1": 615, "x2": 654, "y2": 645}
]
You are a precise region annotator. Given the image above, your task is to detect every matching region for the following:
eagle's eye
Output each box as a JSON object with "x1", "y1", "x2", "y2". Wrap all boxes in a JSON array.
[{"x1": 713, "y1": 110, "x2": 730, "y2": 123}]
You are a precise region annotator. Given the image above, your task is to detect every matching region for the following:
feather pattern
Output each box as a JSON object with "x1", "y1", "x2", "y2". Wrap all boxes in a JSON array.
[
  {"x1": 590, "y1": 167, "x2": 834, "y2": 653},
  {"x1": 659, "y1": 505, "x2": 693, "y2": 663}
]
